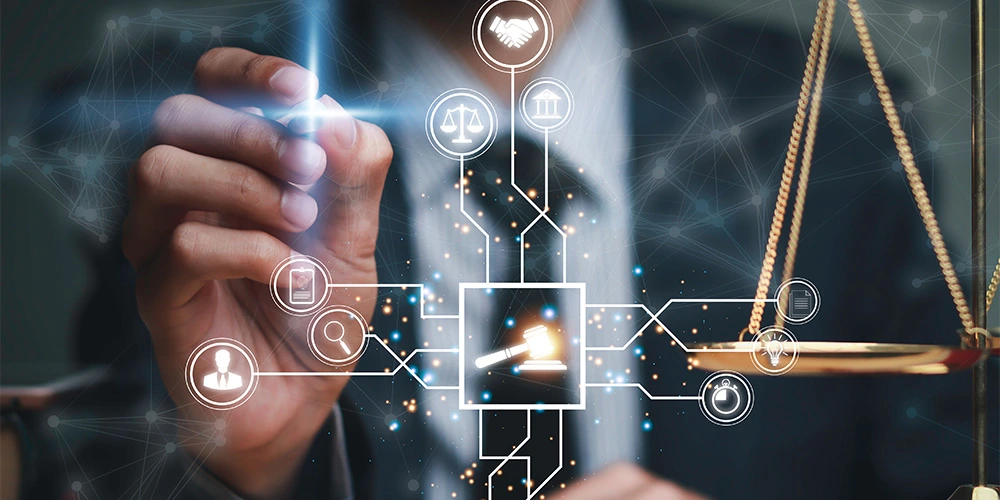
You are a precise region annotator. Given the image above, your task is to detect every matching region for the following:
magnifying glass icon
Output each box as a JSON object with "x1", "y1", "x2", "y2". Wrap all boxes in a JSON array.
[{"x1": 323, "y1": 321, "x2": 352, "y2": 355}]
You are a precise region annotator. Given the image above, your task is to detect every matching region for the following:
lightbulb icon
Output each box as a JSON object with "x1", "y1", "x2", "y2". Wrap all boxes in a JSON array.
[
  {"x1": 765, "y1": 339, "x2": 784, "y2": 366},
  {"x1": 750, "y1": 327, "x2": 799, "y2": 376}
]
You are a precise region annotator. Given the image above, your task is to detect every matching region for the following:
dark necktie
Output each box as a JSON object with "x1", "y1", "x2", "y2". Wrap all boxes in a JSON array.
[{"x1": 464, "y1": 135, "x2": 580, "y2": 499}]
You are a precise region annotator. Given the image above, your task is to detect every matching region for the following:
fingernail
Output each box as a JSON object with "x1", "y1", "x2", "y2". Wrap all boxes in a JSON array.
[
  {"x1": 319, "y1": 94, "x2": 357, "y2": 149},
  {"x1": 280, "y1": 188, "x2": 318, "y2": 230},
  {"x1": 278, "y1": 138, "x2": 326, "y2": 180},
  {"x1": 270, "y1": 67, "x2": 318, "y2": 101},
  {"x1": 287, "y1": 99, "x2": 326, "y2": 134}
]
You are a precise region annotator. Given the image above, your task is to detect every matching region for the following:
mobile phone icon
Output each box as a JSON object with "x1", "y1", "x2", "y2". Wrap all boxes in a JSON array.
[{"x1": 289, "y1": 267, "x2": 315, "y2": 305}]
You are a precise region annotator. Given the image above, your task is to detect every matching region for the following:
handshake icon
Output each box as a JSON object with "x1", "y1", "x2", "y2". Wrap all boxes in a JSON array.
[{"x1": 489, "y1": 15, "x2": 539, "y2": 48}]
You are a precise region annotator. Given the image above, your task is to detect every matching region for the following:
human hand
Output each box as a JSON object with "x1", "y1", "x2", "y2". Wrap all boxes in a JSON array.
[
  {"x1": 122, "y1": 47, "x2": 392, "y2": 498},
  {"x1": 549, "y1": 464, "x2": 708, "y2": 500}
]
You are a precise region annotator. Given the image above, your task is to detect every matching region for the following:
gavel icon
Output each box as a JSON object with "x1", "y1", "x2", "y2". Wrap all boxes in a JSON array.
[{"x1": 475, "y1": 325, "x2": 554, "y2": 369}]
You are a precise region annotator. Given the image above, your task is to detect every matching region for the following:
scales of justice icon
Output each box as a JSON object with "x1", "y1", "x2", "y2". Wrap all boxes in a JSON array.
[
  {"x1": 439, "y1": 103, "x2": 484, "y2": 144},
  {"x1": 685, "y1": 0, "x2": 999, "y2": 497}
]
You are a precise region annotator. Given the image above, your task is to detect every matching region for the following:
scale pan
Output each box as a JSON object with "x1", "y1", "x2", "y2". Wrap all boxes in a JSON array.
[{"x1": 689, "y1": 341, "x2": 988, "y2": 376}]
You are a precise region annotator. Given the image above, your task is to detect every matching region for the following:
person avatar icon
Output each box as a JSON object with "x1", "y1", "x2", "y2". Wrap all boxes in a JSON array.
[{"x1": 202, "y1": 348, "x2": 244, "y2": 391}]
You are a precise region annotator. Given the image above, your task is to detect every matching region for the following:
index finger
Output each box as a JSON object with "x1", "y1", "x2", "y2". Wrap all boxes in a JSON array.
[{"x1": 195, "y1": 47, "x2": 318, "y2": 108}]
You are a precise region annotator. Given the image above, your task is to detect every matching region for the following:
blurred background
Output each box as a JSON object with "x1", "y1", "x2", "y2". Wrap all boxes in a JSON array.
[{"x1": 1, "y1": 0, "x2": 997, "y2": 392}]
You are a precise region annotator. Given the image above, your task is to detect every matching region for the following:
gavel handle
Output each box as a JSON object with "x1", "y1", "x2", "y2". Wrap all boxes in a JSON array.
[{"x1": 474, "y1": 343, "x2": 530, "y2": 369}]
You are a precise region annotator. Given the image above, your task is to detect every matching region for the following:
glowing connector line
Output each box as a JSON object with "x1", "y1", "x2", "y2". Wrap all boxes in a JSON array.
[
  {"x1": 479, "y1": 409, "x2": 564, "y2": 500},
  {"x1": 459, "y1": 156, "x2": 493, "y2": 283},
  {"x1": 526, "y1": 409, "x2": 563, "y2": 498},
  {"x1": 584, "y1": 299, "x2": 773, "y2": 353},
  {"x1": 509, "y1": 68, "x2": 567, "y2": 284},
  {"x1": 258, "y1": 343, "x2": 459, "y2": 391},
  {"x1": 321, "y1": 283, "x2": 461, "y2": 320},
  {"x1": 585, "y1": 383, "x2": 700, "y2": 401},
  {"x1": 481, "y1": 408, "x2": 530, "y2": 500}
]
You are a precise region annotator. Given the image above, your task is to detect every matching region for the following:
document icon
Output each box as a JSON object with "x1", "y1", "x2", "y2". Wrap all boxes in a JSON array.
[
  {"x1": 789, "y1": 290, "x2": 812, "y2": 318},
  {"x1": 289, "y1": 267, "x2": 315, "y2": 305}
]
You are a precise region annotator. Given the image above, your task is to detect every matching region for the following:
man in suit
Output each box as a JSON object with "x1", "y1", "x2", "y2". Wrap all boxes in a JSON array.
[
  {"x1": 18, "y1": 0, "x2": 992, "y2": 498},
  {"x1": 202, "y1": 349, "x2": 244, "y2": 391}
]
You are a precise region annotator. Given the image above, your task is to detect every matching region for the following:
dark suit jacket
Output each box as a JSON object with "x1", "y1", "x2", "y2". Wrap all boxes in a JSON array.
[{"x1": 21, "y1": 1, "x2": 996, "y2": 499}]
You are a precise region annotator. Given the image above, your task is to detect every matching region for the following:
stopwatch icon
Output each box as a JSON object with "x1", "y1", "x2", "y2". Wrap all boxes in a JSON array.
[{"x1": 710, "y1": 379, "x2": 741, "y2": 415}]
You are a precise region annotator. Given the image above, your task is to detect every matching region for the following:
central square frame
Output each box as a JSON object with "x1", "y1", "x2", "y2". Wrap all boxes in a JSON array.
[{"x1": 458, "y1": 282, "x2": 587, "y2": 410}]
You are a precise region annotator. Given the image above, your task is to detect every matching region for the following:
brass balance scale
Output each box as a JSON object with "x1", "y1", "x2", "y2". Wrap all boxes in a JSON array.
[{"x1": 687, "y1": 0, "x2": 1000, "y2": 496}]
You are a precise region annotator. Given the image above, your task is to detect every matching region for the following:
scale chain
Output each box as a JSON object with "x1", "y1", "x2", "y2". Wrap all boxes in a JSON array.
[
  {"x1": 987, "y1": 257, "x2": 1000, "y2": 313},
  {"x1": 747, "y1": 0, "x2": 835, "y2": 335},
  {"x1": 747, "y1": 0, "x2": 985, "y2": 336}
]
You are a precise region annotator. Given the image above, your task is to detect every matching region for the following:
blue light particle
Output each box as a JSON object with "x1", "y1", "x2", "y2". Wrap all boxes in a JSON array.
[
  {"x1": 633, "y1": 265, "x2": 643, "y2": 276},
  {"x1": 481, "y1": 391, "x2": 492, "y2": 401},
  {"x1": 505, "y1": 317, "x2": 516, "y2": 328},
  {"x1": 390, "y1": 330, "x2": 401, "y2": 341},
  {"x1": 642, "y1": 419, "x2": 653, "y2": 431},
  {"x1": 541, "y1": 305, "x2": 557, "y2": 320}
]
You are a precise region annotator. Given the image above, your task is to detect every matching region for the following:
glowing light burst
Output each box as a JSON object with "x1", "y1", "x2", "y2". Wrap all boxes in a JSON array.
[{"x1": 283, "y1": 105, "x2": 394, "y2": 124}]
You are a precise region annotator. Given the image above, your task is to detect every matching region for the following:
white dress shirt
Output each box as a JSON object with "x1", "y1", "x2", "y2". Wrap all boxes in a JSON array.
[{"x1": 376, "y1": 0, "x2": 640, "y2": 494}]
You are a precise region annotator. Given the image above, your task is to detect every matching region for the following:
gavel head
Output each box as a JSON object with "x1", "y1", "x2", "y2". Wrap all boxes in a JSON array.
[{"x1": 523, "y1": 325, "x2": 554, "y2": 359}]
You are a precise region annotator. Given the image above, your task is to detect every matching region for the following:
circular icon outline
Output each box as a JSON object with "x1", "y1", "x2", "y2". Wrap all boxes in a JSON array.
[
  {"x1": 308, "y1": 305, "x2": 370, "y2": 366},
  {"x1": 519, "y1": 77, "x2": 574, "y2": 132},
  {"x1": 425, "y1": 88, "x2": 499, "y2": 161},
  {"x1": 749, "y1": 326, "x2": 799, "y2": 376},
  {"x1": 270, "y1": 255, "x2": 332, "y2": 316},
  {"x1": 472, "y1": 0, "x2": 553, "y2": 73},
  {"x1": 773, "y1": 277, "x2": 821, "y2": 324},
  {"x1": 698, "y1": 370, "x2": 754, "y2": 426},
  {"x1": 185, "y1": 338, "x2": 259, "y2": 410}
]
